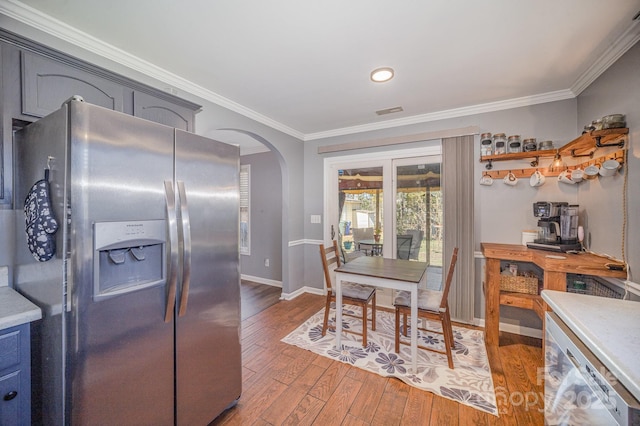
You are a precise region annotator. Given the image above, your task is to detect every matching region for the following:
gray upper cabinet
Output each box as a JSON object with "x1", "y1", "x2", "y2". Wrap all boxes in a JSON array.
[
  {"x1": 0, "y1": 30, "x2": 202, "y2": 205},
  {"x1": 133, "y1": 91, "x2": 194, "y2": 131},
  {"x1": 21, "y1": 51, "x2": 124, "y2": 117}
]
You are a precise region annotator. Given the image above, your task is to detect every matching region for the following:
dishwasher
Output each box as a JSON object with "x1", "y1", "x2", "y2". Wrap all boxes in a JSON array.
[{"x1": 545, "y1": 311, "x2": 640, "y2": 425}]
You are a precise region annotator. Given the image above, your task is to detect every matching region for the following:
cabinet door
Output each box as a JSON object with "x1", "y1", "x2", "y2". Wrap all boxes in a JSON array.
[
  {"x1": 133, "y1": 91, "x2": 194, "y2": 131},
  {"x1": 0, "y1": 371, "x2": 21, "y2": 426},
  {"x1": 0, "y1": 324, "x2": 30, "y2": 426},
  {"x1": 21, "y1": 51, "x2": 124, "y2": 117}
]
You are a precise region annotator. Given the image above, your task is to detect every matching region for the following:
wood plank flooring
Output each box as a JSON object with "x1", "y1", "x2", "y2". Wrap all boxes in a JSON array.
[
  {"x1": 215, "y1": 291, "x2": 544, "y2": 425},
  {"x1": 240, "y1": 280, "x2": 282, "y2": 320}
]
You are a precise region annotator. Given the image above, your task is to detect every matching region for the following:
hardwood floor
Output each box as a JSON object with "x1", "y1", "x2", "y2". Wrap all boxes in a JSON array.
[
  {"x1": 241, "y1": 280, "x2": 282, "y2": 320},
  {"x1": 215, "y1": 292, "x2": 544, "y2": 425}
]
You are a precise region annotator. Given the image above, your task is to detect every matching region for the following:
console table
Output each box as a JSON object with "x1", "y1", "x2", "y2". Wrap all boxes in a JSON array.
[{"x1": 481, "y1": 243, "x2": 627, "y2": 347}]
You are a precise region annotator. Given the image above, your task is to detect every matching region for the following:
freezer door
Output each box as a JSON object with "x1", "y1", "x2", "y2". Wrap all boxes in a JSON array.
[
  {"x1": 174, "y1": 129, "x2": 241, "y2": 424},
  {"x1": 67, "y1": 101, "x2": 176, "y2": 425}
]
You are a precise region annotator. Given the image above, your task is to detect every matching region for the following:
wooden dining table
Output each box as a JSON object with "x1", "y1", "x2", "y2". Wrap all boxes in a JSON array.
[{"x1": 334, "y1": 256, "x2": 428, "y2": 372}]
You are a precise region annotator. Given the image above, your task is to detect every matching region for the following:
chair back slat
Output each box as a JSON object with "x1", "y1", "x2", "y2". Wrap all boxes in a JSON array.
[
  {"x1": 319, "y1": 240, "x2": 342, "y2": 291},
  {"x1": 439, "y1": 247, "x2": 459, "y2": 310}
]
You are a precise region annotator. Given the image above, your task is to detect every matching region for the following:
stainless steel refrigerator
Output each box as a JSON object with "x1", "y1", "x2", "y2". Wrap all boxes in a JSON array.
[{"x1": 14, "y1": 98, "x2": 242, "y2": 425}]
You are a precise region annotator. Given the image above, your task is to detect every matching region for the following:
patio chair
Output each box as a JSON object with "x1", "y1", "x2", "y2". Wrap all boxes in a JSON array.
[
  {"x1": 393, "y1": 247, "x2": 459, "y2": 368},
  {"x1": 319, "y1": 240, "x2": 377, "y2": 347},
  {"x1": 396, "y1": 234, "x2": 413, "y2": 260},
  {"x1": 406, "y1": 229, "x2": 424, "y2": 260},
  {"x1": 351, "y1": 227, "x2": 374, "y2": 253}
]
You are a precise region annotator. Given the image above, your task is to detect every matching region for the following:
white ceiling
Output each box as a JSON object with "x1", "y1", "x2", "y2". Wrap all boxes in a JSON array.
[{"x1": 3, "y1": 0, "x2": 640, "y2": 145}]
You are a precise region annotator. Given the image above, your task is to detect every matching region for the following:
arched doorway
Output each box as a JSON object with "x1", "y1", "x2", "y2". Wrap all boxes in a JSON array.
[{"x1": 206, "y1": 129, "x2": 287, "y2": 304}]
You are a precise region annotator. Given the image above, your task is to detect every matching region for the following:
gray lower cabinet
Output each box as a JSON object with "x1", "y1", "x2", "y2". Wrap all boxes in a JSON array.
[
  {"x1": 0, "y1": 323, "x2": 31, "y2": 426},
  {"x1": 21, "y1": 51, "x2": 125, "y2": 117}
]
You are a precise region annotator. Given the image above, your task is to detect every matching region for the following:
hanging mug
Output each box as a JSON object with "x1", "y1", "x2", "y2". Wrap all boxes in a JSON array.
[
  {"x1": 479, "y1": 174, "x2": 494, "y2": 186},
  {"x1": 571, "y1": 168, "x2": 584, "y2": 183},
  {"x1": 503, "y1": 172, "x2": 518, "y2": 186},
  {"x1": 558, "y1": 170, "x2": 576, "y2": 185},
  {"x1": 529, "y1": 170, "x2": 545, "y2": 187}
]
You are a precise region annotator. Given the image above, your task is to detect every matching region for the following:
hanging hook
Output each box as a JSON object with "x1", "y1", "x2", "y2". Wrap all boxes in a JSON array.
[
  {"x1": 530, "y1": 156, "x2": 539, "y2": 167},
  {"x1": 485, "y1": 159, "x2": 493, "y2": 170},
  {"x1": 47, "y1": 156, "x2": 53, "y2": 169}
]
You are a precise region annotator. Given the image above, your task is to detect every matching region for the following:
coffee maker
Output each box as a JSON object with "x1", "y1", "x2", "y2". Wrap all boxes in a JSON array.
[{"x1": 527, "y1": 202, "x2": 583, "y2": 252}]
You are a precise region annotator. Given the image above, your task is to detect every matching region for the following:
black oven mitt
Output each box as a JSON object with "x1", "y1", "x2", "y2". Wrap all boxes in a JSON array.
[{"x1": 24, "y1": 171, "x2": 58, "y2": 262}]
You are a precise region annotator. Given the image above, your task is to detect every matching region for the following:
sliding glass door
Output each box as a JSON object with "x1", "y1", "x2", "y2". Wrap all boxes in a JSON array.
[
  {"x1": 393, "y1": 156, "x2": 442, "y2": 266},
  {"x1": 325, "y1": 146, "x2": 441, "y2": 263},
  {"x1": 333, "y1": 164, "x2": 385, "y2": 261},
  {"x1": 325, "y1": 146, "x2": 442, "y2": 305}
]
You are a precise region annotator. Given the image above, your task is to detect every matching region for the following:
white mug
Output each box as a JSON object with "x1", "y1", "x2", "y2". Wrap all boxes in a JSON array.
[
  {"x1": 529, "y1": 170, "x2": 545, "y2": 187},
  {"x1": 558, "y1": 170, "x2": 575, "y2": 185},
  {"x1": 584, "y1": 164, "x2": 600, "y2": 180},
  {"x1": 571, "y1": 168, "x2": 584, "y2": 183},
  {"x1": 479, "y1": 174, "x2": 493, "y2": 186},
  {"x1": 599, "y1": 159, "x2": 620, "y2": 177},
  {"x1": 503, "y1": 172, "x2": 518, "y2": 186}
]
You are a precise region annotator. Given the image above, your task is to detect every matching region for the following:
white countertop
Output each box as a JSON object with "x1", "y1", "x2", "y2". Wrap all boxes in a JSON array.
[
  {"x1": 542, "y1": 290, "x2": 640, "y2": 402},
  {"x1": 0, "y1": 287, "x2": 42, "y2": 330}
]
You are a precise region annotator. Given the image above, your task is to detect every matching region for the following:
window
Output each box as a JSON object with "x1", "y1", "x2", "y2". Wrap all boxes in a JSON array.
[{"x1": 240, "y1": 165, "x2": 250, "y2": 255}]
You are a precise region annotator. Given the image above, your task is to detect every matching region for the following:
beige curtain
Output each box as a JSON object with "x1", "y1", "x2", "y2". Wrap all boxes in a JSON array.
[{"x1": 442, "y1": 135, "x2": 475, "y2": 323}]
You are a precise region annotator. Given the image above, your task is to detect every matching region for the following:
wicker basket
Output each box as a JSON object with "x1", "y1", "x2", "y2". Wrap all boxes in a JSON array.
[{"x1": 500, "y1": 275, "x2": 539, "y2": 295}]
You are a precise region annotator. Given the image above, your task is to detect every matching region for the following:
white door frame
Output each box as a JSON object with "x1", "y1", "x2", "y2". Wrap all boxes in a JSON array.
[{"x1": 323, "y1": 144, "x2": 441, "y2": 255}]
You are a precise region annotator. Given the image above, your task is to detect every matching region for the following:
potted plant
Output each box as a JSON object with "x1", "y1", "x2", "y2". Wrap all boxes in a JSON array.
[
  {"x1": 343, "y1": 240, "x2": 353, "y2": 250},
  {"x1": 374, "y1": 227, "x2": 382, "y2": 242}
]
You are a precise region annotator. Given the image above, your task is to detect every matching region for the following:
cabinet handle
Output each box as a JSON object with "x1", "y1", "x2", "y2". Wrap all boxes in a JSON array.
[{"x1": 3, "y1": 391, "x2": 17, "y2": 401}]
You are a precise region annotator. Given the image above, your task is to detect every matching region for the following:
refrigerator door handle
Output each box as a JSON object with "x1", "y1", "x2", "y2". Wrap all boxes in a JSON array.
[
  {"x1": 164, "y1": 180, "x2": 179, "y2": 322},
  {"x1": 177, "y1": 181, "x2": 192, "y2": 317}
]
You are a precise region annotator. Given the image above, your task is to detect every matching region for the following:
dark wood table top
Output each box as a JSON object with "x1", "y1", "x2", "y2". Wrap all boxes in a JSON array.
[{"x1": 335, "y1": 256, "x2": 427, "y2": 284}]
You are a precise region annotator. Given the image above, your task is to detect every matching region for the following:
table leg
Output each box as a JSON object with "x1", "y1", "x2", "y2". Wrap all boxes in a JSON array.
[
  {"x1": 335, "y1": 272, "x2": 343, "y2": 350},
  {"x1": 410, "y1": 286, "x2": 418, "y2": 373}
]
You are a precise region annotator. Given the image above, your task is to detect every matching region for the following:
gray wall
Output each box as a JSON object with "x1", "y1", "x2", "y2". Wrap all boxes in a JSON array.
[
  {"x1": 240, "y1": 151, "x2": 283, "y2": 282},
  {"x1": 305, "y1": 100, "x2": 579, "y2": 329},
  {"x1": 576, "y1": 41, "x2": 639, "y2": 274}
]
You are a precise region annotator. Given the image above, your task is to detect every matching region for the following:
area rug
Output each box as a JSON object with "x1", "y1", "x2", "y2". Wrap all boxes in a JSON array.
[{"x1": 282, "y1": 304, "x2": 498, "y2": 416}]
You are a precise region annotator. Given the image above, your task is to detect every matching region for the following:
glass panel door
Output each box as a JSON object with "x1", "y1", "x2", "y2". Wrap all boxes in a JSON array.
[
  {"x1": 393, "y1": 156, "x2": 442, "y2": 266},
  {"x1": 338, "y1": 166, "x2": 384, "y2": 260}
]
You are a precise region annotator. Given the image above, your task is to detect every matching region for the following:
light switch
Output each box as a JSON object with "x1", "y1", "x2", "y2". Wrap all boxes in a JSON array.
[{"x1": 310, "y1": 215, "x2": 321, "y2": 224}]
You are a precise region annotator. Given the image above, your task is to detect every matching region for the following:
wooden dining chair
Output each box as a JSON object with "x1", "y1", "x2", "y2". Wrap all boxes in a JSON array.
[
  {"x1": 319, "y1": 240, "x2": 377, "y2": 347},
  {"x1": 393, "y1": 247, "x2": 459, "y2": 368}
]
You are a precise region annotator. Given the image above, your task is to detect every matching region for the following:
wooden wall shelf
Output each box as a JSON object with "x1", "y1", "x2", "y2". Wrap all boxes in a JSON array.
[
  {"x1": 479, "y1": 128, "x2": 628, "y2": 170},
  {"x1": 482, "y1": 148, "x2": 625, "y2": 180},
  {"x1": 559, "y1": 128, "x2": 628, "y2": 157},
  {"x1": 480, "y1": 149, "x2": 556, "y2": 163}
]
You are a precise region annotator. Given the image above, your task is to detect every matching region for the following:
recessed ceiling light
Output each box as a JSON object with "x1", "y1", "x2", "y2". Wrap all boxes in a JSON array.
[{"x1": 370, "y1": 67, "x2": 394, "y2": 83}]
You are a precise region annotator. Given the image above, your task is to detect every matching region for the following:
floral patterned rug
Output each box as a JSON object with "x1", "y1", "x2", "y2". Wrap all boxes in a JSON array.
[{"x1": 281, "y1": 304, "x2": 498, "y2": 416}]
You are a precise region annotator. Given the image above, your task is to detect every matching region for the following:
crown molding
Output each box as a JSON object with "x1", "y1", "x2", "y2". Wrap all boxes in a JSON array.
[
  {"x1": 2, "y1": 0, "x2": 636, "y2": 143},
  {"x1": 305, "y1": 90, "x2": 575, "y2": 141},
  {"x1": 571, "y1": 19, "x2": 640, "y2": 96},
  {"x1": 0, "y1": 0, "x2": 305, "y2": 141}
]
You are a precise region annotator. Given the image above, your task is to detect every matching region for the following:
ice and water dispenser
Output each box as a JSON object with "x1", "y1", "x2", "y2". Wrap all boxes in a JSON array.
[{"x1": 93, "y1": 220, "x2": 166, "y2": 301}]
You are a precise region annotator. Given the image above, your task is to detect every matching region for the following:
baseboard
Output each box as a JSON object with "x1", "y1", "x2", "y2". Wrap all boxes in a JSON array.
[
  {"x1": 281, "y1": 286, "x2": 324, "y2": 301},
  {"x1": 474, "y1": 317, "x2": 543, "y2": 339},
  {"x1": 240, "y1": 274, "x2": 282, "y2": 288}
]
